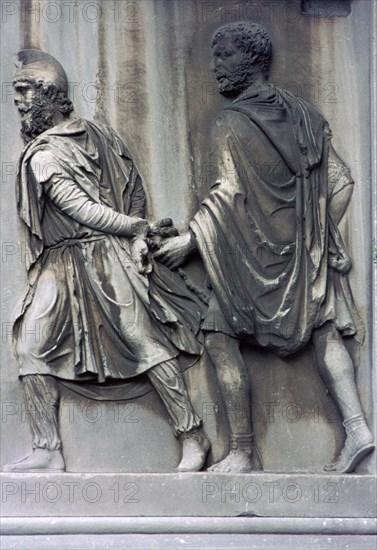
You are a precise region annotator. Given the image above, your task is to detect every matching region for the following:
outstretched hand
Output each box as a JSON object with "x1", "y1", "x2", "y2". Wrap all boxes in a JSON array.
[{"x1": 153, "y1": 232, "x2": 196, "y2": 270}]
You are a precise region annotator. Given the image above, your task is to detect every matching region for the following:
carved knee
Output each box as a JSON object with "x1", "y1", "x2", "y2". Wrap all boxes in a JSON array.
[
  {"x1": 16, "y1": 337, "x2": 41, "y2": 366},
  {"x1": 205, "y1": 333, "x2": 225, "y2": 359},
  {"x1": 313, "y1": 322, "x2": 340, "y2": 345},
  {"x1": 204, "y1": 332, "x2": 239, "y2": 363}
]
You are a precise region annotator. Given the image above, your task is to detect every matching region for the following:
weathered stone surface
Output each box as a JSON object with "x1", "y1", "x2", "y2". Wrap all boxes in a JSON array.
[
  {"x1": 1, "y1": 472, "x2": 375, "y2": 518},
  {"x1": 1, "y1": 534, "x2": 377, "y2": 550},
  {"x1": 1, "y1": 0, "x2": 375, "y2": 476},
  {"x1": 0, "y1": 6, "x2": 375, "y2": 549}
]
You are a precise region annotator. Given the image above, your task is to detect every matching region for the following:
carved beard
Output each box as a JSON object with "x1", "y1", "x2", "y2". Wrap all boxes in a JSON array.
[
  {"x1": 19, "y1": 98, "x2": 55, "y2": 143},
  {"x1": 214, "y1": 57, "x2": 256, "y2": 96}
]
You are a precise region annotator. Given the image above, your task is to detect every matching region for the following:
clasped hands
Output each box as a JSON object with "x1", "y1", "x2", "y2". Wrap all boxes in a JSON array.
[{"x1": 129, "y1": 217, "x2": 195, "y2": 274}]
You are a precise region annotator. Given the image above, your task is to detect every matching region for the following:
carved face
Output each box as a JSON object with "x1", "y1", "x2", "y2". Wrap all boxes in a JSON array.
[
  {"x1": 212, "y1": 39, "x2": 253, "y2": 95},
  {"x1": 13, "y1": 81, "x2": 38, "y2": 115},
  {"x1": 13, "y1": 79, "x2": 55, "y2": 143}
]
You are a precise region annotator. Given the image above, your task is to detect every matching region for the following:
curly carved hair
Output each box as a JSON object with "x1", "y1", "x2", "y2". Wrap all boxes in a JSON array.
[
  {"x1": 13, "y1": 77, "x2": 74, "y2": 115},
  {"x1": 211, "y1": 21, "x2": 272, "y2": 78}
]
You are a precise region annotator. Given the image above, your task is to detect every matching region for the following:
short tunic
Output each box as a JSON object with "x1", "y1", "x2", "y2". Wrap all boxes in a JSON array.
[{"x1": 14, "y1": 118, "x2": 204, "y2": 382}]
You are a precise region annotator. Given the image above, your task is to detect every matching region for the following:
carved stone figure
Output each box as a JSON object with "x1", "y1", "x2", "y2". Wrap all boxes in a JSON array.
[
  {"x1": 6, "y1": 49, "x2": 210, "y2": 473},
  {"x1": 155, "y1": 21, "x2": 375, "y2": 473}
]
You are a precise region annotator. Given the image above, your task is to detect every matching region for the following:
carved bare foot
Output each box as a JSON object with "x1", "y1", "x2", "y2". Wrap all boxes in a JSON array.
[
  {"x1": 324, "y1": 417, "x2": 374, "y2": 473},
  {"x1": 208, "y1": 449, "x2": 262, "y2": 473},
  {"x1": 3, "y1": 449, "x2": 65, "y2": 473},
  {"x1": 177, "y1": 430, "x2": 211, "y2": 472}
]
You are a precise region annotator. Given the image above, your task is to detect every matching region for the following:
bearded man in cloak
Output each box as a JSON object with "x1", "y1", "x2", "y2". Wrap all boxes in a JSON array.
[
  {"x1": 6, "y1": 49, "x2": 210, "y2": 473},
  {"x1": 155, "y1": 21, "x2": 375, "y2": 474}
]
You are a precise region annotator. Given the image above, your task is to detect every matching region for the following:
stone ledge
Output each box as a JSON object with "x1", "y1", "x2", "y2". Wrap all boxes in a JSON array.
[
  {"x1": 1, "y1": 472, "x2": 375, "y2": 518},
  {"x1": 1, "y1": 516, "x2": 376, "y2": 536}
]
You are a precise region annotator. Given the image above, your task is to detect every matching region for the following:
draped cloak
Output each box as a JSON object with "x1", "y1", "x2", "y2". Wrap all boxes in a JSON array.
[
  {"x1": 190, "y1": 85, "x2": 364, "y2": 356},
  {"x1": 14, "y1": 117, "x2": 205, "y2": 400}
]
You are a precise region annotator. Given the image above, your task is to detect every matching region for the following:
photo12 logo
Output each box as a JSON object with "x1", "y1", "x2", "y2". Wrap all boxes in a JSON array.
[
  {"x1": 1, "y1": 479, "x2": 140, "y2": 504},
  {"x1": 202, "y1": 479, "x2": 340, "y2": 505},
  {"x1": 2, "y1": 2, "x2": 140, "y2": 25}
]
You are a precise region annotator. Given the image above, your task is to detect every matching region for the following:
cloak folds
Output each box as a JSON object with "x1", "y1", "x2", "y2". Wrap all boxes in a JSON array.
[
  {"x1": 190, "y1": 85, "x2": 364, "y2": 356},
  {"x1": 14, "y1": 117, "x2": 206, "y2": 400}
]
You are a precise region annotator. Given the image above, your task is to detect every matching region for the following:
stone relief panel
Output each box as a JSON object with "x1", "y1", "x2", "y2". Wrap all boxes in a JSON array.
[{"x1": 1, "y1": 1, "x2": 375, "y2": 481}]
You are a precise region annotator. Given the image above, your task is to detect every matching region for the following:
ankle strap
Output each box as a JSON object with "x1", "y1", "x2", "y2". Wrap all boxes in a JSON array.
[{"x1": 230, "y1": 433, "x2": 255, "y2": 451}]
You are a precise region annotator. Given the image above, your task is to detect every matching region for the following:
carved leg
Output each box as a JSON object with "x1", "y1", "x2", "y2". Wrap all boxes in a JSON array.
[
  {"x1": 147, "y1": 360, "x2": 210, "y2": 472},
  {"x1": 313, "y1": 323, "x2": 374, "y2": 473},
  {"x1": 4, "y1": 375, "x2": 65, "y2": 472},
  {"x1": 204, "y1": 332, "x2": 262, "y2": 473}
]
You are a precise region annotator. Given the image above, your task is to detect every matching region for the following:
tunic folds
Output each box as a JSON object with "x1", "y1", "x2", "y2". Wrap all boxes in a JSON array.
[{"x1": 14, "y1": 118, "x2": 205, "y2": 384}]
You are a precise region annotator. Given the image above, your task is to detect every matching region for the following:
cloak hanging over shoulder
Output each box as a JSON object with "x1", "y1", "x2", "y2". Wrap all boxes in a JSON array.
[
  {"x1": 14, "y1": 117, "x2": 206, "y2": 399},
  {"x1": 190, "y1": 85, "x2": 364, "y2": 356}
]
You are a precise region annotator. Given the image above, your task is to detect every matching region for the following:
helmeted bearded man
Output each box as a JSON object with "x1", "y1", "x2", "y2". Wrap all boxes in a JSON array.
[
  {"x1": 155, "y1": 21, "x2": 375, "y2": 473},
  {"x1": 7, "y1": 49, "x2": 210, "y2": 473}
]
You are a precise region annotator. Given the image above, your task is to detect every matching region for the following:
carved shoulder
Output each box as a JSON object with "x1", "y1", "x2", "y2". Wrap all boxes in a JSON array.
[{"x1": 29, "y1": 148, "x2": 65, "y2": 184}]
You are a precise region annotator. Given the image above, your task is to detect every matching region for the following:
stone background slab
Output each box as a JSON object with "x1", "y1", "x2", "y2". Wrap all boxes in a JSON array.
[{"x1": 1, "y1": 472, "x2": 376, "y2": 517}]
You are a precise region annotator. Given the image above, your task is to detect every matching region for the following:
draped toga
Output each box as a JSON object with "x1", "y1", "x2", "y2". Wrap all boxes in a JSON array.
[{"x1": 190, "y1": 85, "x2": 364, "y2": 356}]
